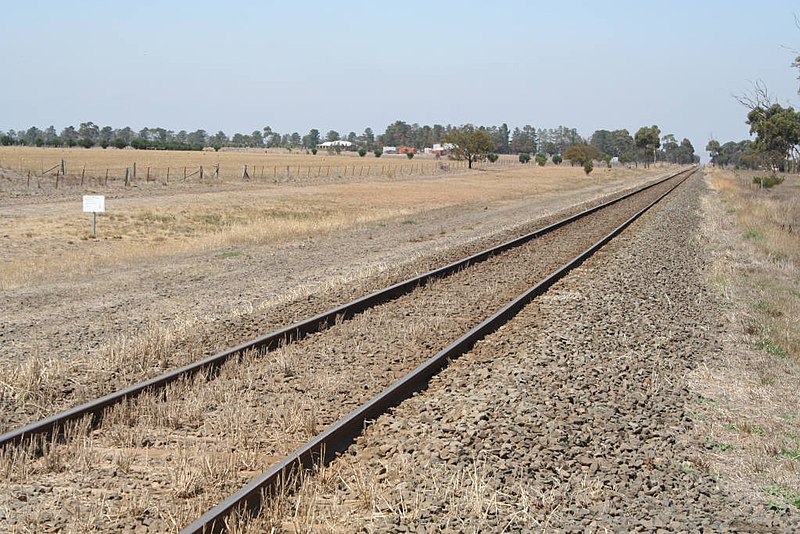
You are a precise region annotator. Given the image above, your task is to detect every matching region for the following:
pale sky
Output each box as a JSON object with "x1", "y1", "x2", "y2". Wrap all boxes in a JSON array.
[{"x1": 2, "y1": 0, "x2": 799, "y2": 157}]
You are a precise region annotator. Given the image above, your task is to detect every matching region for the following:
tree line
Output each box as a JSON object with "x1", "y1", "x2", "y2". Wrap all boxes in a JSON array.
[{"x1": 0, "y1": 120, "x2": 697, "y2": 167}]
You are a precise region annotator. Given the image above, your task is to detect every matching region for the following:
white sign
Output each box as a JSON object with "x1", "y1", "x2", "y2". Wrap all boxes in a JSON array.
[{"x1": 83, "y1": 195, "x2": 105, "y2": 213}]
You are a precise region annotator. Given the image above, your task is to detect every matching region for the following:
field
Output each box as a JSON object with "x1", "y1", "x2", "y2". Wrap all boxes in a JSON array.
[
  {"x1": 0, "y1": 146, "x2": 659, "y2": 290},
  {"x1": 0, "y1": 145, "x2": 480, "y2": 189}
]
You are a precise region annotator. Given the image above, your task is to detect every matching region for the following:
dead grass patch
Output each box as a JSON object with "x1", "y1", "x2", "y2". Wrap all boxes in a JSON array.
[
  {"x1": 690, "y1": 166, "x2": 800, "y2": 511},
  {"x1": 0, "y1": 159, "x2": 663, "y2": 290}
]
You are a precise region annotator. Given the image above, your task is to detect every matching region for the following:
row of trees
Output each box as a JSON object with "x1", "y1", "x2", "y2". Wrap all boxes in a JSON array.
[{"x1": 0, "y1": 120, "x2": 697, "y2": 167}]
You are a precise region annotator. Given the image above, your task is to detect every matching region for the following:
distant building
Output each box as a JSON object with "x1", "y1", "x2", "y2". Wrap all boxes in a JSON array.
[
  {"x1": 426, "y1": 143, "x2": 455, "y2": 156},
  {"x1": 382, "y1": 146, "x2": 398, "y2": 154},
  {"x1": 318, "y1": 140, "x2": 354, "y2": 148}
]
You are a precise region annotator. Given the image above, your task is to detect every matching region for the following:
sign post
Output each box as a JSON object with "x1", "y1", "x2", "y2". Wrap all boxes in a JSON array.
[{"x1": 82, "y1": 195, "x2": 105, "y2": 238}]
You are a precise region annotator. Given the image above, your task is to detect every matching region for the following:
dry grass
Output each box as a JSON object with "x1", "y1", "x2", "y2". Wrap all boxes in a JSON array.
[
  {"x1": 0, "y1": 145, "x2": 475, "y2": 186},
  {"x1": 0, "y1": 154, "x2": 662, "y2": 290},
  {"x1": 690, "y1": 166, "x2": 800, "y2": 511}
]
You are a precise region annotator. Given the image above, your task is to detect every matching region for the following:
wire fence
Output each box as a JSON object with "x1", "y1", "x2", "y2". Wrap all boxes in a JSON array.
[{"x1": 0, "y1": 156, "x2": 523, "y2": 190}]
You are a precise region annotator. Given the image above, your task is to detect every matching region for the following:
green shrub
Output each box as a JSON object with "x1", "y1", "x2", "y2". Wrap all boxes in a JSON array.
[
  {"x1": 406, "y1": 151, "x2": 414, "y2": 159},
  {"x1": 535, "y1": 153, "x2": 546, "y2": 166},
  {"x1": 753, "y1": 175, "x2": 784, "y2": 188},
  {"x1": 552, "y1": 154, "x2": 563, "y2": 165},
  {"x1": 487, "y1": 153, "x2": 499, "y2": 163},
  {"x1": 584, "y1": 161, "x2": 593, "y2": 175},
  {"x1": 519, "y1": 153, "x2": 531, "y2": 164},
  {"x1": 311, "y1": 148, "x2": 317, "y2": 155},
  {"x1": 373, "y1": 149, "x2": 383, "y2": 158},
  {"x1": 358, "y1": 147, "x2": 367, "y2": 157}
]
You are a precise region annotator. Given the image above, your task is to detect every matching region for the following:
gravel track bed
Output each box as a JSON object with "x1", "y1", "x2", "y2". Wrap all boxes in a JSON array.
[
  {"x1": 0, "y1": 172, "x2": 669, "y2": 433},
  {"x1": 267, "y1": 172, "x2": 799, "y2": 532},
  {"x1": 0, "y1": 176, "x2": 684, "y2": 531}
]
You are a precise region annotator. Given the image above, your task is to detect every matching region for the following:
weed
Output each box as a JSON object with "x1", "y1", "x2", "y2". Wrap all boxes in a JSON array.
[
  {"x1": 696, "y1": 396, "x2": 719, "y2": 407},
  {"x1": 753, "y1": 300, "x2": 772, "y2": 312},
  {"x1": 757, "y1": 337, "x2": 788, "y2": 358},
  {"x1": 744, "y1": 228, "x2": 764, "y2": 240},
  {"x1": 218, "y1": 251, "x2": 243, "y2": 258},
  {"x1": 780, "y1": 447, "x2": 800, "y2": 462},
  {"x1": 706, "y1": 438, "x2": 735, "y2": 452},
  {"x1": 762, "y1": 485, "x2": 800, "y2": 510},
  {"x1": 401, "y1": 219, "x2": 417, "y2": 225}
]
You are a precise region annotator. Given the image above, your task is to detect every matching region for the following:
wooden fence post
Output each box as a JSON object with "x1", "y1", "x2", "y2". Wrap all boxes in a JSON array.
[
  {"x1": 125, "y1": 168, "x2": 130, "y2": 186},
  {"x1": 105, "y1": 169, "x2": 109, "y2": 185},
  {"x1": 200, "y1": 166, "x2": 205, "y2": 180},
  {"x1": 166, "y1": 167, "x2": 170, "y2": 183},
  {"x1": 81, "y1": 166, "x2": 86, "y2": 186}
]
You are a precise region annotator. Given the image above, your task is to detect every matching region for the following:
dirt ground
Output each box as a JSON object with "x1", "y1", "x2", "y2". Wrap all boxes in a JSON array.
[{"x1": 0, "y1": 161, "x2": 667, "y2": 431}]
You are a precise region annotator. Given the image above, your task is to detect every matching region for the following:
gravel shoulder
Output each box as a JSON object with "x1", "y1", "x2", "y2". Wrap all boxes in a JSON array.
[{"x1": 265, "y1": 170, "x2": 799, "y2": 532}]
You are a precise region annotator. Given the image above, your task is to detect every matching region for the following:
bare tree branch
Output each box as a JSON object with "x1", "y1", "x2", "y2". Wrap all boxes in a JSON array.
[{"x1": 734, "y1": 79, "x2": 774, "y2": 115}]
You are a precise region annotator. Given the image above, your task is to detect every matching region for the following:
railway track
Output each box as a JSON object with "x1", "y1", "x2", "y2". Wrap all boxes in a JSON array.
[{"x1": 0, "y1": 166, "x2": 697, "y2": 532}]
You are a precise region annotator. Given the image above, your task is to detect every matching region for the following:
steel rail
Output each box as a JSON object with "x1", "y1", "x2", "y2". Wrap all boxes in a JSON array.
[
  {"x1": 183, "y1": 166, "x2": 698, "y2": 533},
  {"x1": 0, "y1": 167, "x2": 695, "y2": 448}
]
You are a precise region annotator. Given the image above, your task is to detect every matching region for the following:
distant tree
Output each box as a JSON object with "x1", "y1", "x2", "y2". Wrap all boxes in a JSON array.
[
  {"x1": 445, "y1": 124, "x2": 495, "y2": 168},
  {"x1": 491, "y1": 123, "x2": 510, "y2": 153},
  {"x1": 674, "y1": 138, "x2": 697, "y2": 164},
  {"x1": 60, "y1": 126, "x2": 78, "y2": 144},
  {"x1": 361, "y1": 127, "x2": 375, "y2": 149},
  {"x1": 705, "y1": 139, "x2": 721, "y2": 165},
  {"x1": 1, "y1": 135, "x2": 14, "y2": 146},
  {"x1": 78, "y1": 122, "x2": 100, "y2": 143},
  {"x1": 209, "y1": 130, "x2": 229, "y2": 146},
  {"x1": 634, "y1": 125, "x2": 661, "y2": 167},
  {"x1": 564, "y1": 145, "x2": 601, "y2": 165},
  {"x1": 325, "y1": 130, "x2": 340, "y2": 142},
  {"x1": 382, "y1": 120, "x2": 414, "y2": 147},
  {"x1": 511, "y1": 125, "x2": 537, "y2": 154},
  {"x1": 302, "y1": 129, "x2": 320, "y2": 148},
  {"x1": 661, "y1": 134, "x2": 679, "y2": 163},
  {"x1": 99, "y1": 126, "x2": 113, "y2": 144},
  {"x1": 746, "y1": 103, "x2": 800, "y2": 172},
  {"x1": 251, "y1": 130, "x2": 264, "y2": 146},
  {"x1": 115, "y1": 126, "x2": 134, "y2": 145},
  {"x1": 43, "y1": 125, "x2": 58, "y2": 145}
]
